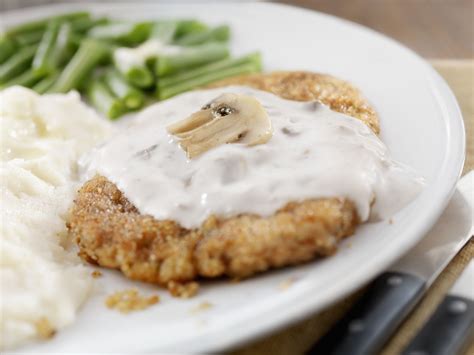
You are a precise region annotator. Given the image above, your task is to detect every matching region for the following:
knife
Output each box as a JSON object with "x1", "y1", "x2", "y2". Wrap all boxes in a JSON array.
[
  {"x1": 403, "y1": 259, "x2": 474, "y2": 355},
  {"x1": 307, "y1": 171, "x2": 473, "y2": 355}
]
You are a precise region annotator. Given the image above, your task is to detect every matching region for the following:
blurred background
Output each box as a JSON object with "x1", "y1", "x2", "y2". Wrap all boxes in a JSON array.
[{"x1": 2, "y1": 0, "x2": 472, "y2": 58}]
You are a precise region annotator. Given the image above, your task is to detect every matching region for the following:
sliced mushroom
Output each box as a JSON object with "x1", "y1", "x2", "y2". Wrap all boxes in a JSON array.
[{"x1": 167, "y1": 93, "x2": 273, "y2": 158}]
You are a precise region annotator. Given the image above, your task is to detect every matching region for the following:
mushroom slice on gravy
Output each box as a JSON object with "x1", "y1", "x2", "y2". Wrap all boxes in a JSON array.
[{"x1": 167, "y1": 93, "x2": 273, "y2": 158}]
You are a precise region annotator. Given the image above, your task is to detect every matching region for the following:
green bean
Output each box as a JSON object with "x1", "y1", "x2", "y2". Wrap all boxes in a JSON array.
[
  {"x1": 0, "y1": 68, "x2": 45, "y2": 89},
  {"x1": 15, "y1": 31, "x2": 44, "y2": 46},
  {"x1": 113, "y1": 45, "x2": 154, "y2": 89},
  {"x1": 119, "y1": 22, "x2": 153, "y2": 45},
  {"x1": 50, "y1": 39, "x2": 110, "y2": 93},
  {"x1": 157, "y1": 52, "x2": 261, "y2": 88},
  {"x1": 150, "y1": 21, "x2": 177, "y2": 43},
  {"x1": 32, "y1": 72, "x2": 59, "y2": 94},
  {"x1": 174, "y1": 20, "x2": 208, "y2": 39},
  {"x1": 68, "y1": 33, "x2": 84, "y2": 48},
  {"x1": 155, "y1": 42, "x2": 229, "y2": 77},
  {"x1": 51, "y1": 22, "x2": 74, "y2": 67},
  {"x1": 5, "y1": 11, "x2": 89, "y2": 37},
  {"x1": 32, "y1": 20, "x2": 61, "y2": 75},
  {"x1": 86, "y1": 80, "x2": 126, "y2": 120},
  {"x1": 0, "y1": 36, "x2": 17, "y2": 64},
  {"x1": 175, "y1": 25, "x2": 230, "y2": 46},
  {"x1": 88, "y1": 21, "x2": 152, "y2": 45},
  {"x1": 70, "y1": 16, "x2": 108, "y2": 33},
  {"x1": 104, "y1": 68, "x2": 144, "y2": 109},
  {"x1": 157, "y1": 62, "x2": 261, "y2": 100},
  {"x1": 0, "y1": 45, "x2": 37, "y2": 83},
  {"x1": 127, "y1": 66, "x2": 154, "y2": 88},
  {"x1": 113, "y1": 49, "x2": 155, "y2": 89}
]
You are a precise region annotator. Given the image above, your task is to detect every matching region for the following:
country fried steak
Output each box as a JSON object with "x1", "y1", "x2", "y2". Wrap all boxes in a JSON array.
[{"x1": 68, "y1": 71, "x2": 378, "y2": 291}]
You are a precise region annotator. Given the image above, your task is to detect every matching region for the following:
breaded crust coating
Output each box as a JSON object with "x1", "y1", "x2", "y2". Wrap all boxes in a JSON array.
[{"x1": 68, "y1": 71, "x2": 377, "y2": 287}]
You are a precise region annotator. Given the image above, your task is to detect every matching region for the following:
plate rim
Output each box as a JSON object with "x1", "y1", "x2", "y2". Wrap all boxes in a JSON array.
[{"x1": 2, "y1": 1, "x2": 466, "y2": 353}]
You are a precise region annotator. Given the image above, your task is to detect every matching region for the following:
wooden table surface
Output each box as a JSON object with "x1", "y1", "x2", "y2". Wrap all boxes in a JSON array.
[{"x1": 278, "y1": 0, "x2": 474, "y2": 58}]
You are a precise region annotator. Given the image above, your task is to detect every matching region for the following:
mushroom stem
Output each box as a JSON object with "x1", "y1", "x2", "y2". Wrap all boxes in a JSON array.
[
  {"x1": 167, "y1": 93, "x2": 273, "y2": 158},
  {"x1": 167, "y1": 110, "x2": 213, "y2": 135},
  {"x1": 183, "y1": 128, "x2": 242, "y2": 158}
]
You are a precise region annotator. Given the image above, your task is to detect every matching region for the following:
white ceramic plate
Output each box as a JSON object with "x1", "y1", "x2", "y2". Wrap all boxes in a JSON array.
[{"x1": 4, "y1": 2, "x2": 465, "y2": 353}]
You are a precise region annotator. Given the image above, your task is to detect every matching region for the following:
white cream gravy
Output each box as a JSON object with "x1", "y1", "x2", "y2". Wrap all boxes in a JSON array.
[{"x1": 84, "y1": 86, "x2": 424, "y2": 229}]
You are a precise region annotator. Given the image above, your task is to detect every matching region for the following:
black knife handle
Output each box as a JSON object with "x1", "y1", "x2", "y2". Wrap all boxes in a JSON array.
[
  {"x1": 403, "y1": 295, "x2": 474, "y2": 355},
  {"x1": 307, "y1": 271, "x2": 426, "y2": 355}
]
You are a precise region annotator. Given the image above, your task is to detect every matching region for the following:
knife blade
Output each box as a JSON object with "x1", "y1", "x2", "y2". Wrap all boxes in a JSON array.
[
  {"x1": 307, "y1": 171, "x2": 473, "y2": 355},
  {"x1": 403, "y1": 259, "x2": 474, "y2": 355}
]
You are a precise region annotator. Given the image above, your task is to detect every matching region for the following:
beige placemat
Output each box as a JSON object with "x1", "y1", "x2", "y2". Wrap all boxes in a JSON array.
[{"x1": 234, "y1": 60, "x2": 474, "y2": 355}]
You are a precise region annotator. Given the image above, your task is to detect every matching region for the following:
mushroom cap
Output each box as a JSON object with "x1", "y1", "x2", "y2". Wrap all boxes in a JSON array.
[{"x1": 167, "y1": 93, "x2": 273, "y2": 158}]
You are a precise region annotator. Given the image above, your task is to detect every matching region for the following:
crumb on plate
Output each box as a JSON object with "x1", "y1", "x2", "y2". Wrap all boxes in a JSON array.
[
  {"x1": 35, "y1": 317, "x2": 56, "y2": 339},
  {"x1": 191, "y1": 301, "x2": 213, "y2": 314},
  {"x1": 105, "y1": 289, "x2": 159, "y2": 313},
  {"x1": 167, "y1": 281, "x2": 199, "y2": 298},
  {"x1": 279, "y1": 277, "x2": 297, "y2": 291},
  {"x1": 91, "y1": 270, "x2": 102, "y2": 278}
]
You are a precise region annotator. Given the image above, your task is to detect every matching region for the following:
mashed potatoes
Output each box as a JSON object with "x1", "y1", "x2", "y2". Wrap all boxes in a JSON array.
[{"x1": 0, "y1": 87, "x2": 111, "y2": 349}]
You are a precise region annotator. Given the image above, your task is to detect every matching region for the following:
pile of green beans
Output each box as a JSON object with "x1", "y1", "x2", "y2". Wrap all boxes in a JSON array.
[{"x1": 0, "y1": 12, "x2": 262, "y2": 119}]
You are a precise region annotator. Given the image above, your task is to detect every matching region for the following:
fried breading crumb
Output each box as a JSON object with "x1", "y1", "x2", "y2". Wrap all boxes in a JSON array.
[
  {"x1": 35, "y1": 317, "x2": 56, "y2": 339},
  {"x1": 191, "y1": 301, "x2": 213, "y2": 314},
  {"x1": 91, "y1": 270, "x2": 102, "y2": 278},
  {"x1": 278, "y1": 277, "x2": 297, "y2": 290},
  {"x1": 389, "y1": 218, "x2": 394, "y2": 224},
  {"x1": 105, "y1": 289, "x2": 159, "y2": 313},
  {"x1": 167, "y1": 281, "x2": 199, "y2": 298}
]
